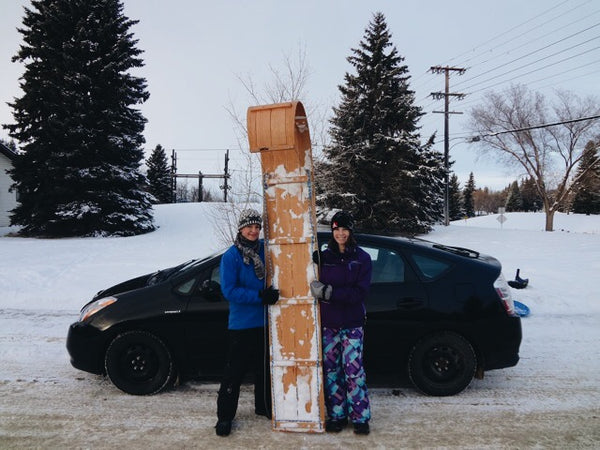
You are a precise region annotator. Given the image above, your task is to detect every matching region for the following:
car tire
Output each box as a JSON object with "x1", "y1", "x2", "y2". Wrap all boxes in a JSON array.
[
  {"x1": 408, "y1": 331, "x2": 476, "y2": 396},
  {"x1": 105, "y1": 330, "x2": 175, "y2": 395}
]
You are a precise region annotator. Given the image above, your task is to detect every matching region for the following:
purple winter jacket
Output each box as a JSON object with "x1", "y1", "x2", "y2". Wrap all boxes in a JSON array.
[{"x1": 318, "y1": 244, "x2": 372, "y2": 329}]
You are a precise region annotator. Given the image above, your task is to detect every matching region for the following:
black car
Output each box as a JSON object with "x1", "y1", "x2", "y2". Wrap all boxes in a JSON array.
[{"x1": 67, "y1": 232, "x2": 521, "y2": 397}]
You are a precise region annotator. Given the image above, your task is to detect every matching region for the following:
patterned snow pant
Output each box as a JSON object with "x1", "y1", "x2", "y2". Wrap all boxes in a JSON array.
[{"x1": 322, "y1": 326, "x2": 371, "y2": 423}]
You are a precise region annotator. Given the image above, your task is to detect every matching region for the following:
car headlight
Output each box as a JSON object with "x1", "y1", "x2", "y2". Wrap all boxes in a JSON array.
[{"x1": 79, "y1": 297, "x2": 117, "y2": 322}]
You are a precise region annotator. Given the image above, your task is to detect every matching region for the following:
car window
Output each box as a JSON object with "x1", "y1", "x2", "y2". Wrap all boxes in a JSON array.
[
  {"x1": 174, "y1": 277, "x2": 197, "y2": 295},
  {"x1": 203, "y1": 265, "x2": 225, "y2": 302},
  {"x1": 411, "y1": 254, "x2": 450, "y2": 280},
  {"x1": 210, "y1": 265, "x2": 220, "y2": 284},
  {"x1": 174, "y1": 265, "x2": 222, "y2": 296},
  {"x1": 362, "y1": 245, "x2": 405, "y2": 283},
  {"x1": 318, "y1": 242, "x2": 405, "y2": 283}
]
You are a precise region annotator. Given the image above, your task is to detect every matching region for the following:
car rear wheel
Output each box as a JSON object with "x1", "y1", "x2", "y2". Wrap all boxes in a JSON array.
[
  {"x1": 408, "y1": 331, "x2": 476, "y2": 396},
  {"x1": 105, "y1": 330, "x2": 175, "y2": 395}
]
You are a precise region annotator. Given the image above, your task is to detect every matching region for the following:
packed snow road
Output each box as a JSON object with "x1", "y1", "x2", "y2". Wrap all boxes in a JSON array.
[{"x1": 0, "y1": 308, "x2": 598, "y2": 449}]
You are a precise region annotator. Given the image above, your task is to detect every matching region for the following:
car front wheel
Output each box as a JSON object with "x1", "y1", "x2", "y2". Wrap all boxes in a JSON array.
[
  {"x1": 408, "y1": 331, "x2": 476, "y2": 396},
  {"x1": 105, "y1": 330, "x2": 175, "y2": 395}
]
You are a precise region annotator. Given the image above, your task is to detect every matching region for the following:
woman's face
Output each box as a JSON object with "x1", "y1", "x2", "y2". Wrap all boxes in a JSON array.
[
  {"x1": 333, "y1": 227, "x2": 350, "y2": 247},
  {"x1": 240, "y1": 224, "x2": 261, "y2": 241}
]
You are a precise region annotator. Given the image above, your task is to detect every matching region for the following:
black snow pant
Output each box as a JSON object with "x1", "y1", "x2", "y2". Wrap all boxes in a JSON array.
[{"x1": 216, "y1": 327, "x2": 271, "y2": 421}]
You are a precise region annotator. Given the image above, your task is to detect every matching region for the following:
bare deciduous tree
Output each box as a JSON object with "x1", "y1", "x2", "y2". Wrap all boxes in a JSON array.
[
  {"x1": 209, "y1": 43, "x2": 329, "y2": 247},
  {"x1": 473, "y1": 187, "x2": 507, "y2": 215},
  {"x1": 469, "y1": 84, "x2": 600, "y2": 231}
]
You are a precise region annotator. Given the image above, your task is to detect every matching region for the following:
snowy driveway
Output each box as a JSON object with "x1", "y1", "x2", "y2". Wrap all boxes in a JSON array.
[
  {"x1": 0, "y1": 308, "x2": 598, "y2": 449},
  {"x1": 1, "y1": 207, "x2": 599, "y2": 448}
]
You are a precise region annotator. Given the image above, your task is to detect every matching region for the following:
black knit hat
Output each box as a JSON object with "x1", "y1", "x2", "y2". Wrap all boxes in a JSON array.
[
  {"x1": 238, "y1": 208, "x2": 262, "y2": 230},
  {"x1": 331, "y1": 211, "x2": 354, "y2": 231}
]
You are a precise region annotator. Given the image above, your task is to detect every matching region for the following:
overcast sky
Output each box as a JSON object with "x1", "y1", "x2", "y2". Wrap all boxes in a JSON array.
[{"x1": 1, "y1": 0, "x2": 598, "y2": 191}]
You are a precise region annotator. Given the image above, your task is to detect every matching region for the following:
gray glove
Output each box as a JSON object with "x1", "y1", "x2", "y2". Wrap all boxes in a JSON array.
[{"x1": 310, "y1": 280, "x2": 332, "y2": 301}]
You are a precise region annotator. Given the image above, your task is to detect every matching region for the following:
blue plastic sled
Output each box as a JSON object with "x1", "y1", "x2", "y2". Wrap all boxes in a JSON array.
[{"x1": 514, "y1": 300, "x2": 530, "y2": 317}]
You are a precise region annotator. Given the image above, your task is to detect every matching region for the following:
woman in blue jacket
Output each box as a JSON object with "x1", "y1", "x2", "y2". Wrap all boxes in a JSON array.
[
  {"x1": 215, "y1": 209, "x2": 279, "y2": 437},
  {"x1": 311, "y1": 210, "x2": 372, "y2": 435}
]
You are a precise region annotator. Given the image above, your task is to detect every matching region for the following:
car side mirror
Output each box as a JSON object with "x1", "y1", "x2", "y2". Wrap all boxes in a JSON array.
[{"x1": 200, "y1": 280, "x2": 221, "y2": 301}]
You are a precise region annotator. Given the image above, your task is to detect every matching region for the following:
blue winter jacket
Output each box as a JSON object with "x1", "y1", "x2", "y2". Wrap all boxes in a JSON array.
[
  {"x1": 220, "y1": 242, "x2": 266, "y2": 330},
  {"x1": 319, "y1": 244, "x2": 372, "y2": 328}
]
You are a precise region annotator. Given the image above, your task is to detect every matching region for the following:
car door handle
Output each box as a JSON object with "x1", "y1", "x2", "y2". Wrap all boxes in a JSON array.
[{"x1": 396, "y1": 298, "x2": 425, "y2": 309}]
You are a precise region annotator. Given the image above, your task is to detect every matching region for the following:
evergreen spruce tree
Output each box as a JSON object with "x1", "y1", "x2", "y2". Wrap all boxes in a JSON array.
[
  {"x1": 417, "y1": 135, "x2": 445, "y2": 226},
  {"x1": 1, "y1": 138, "x2": 17, "y2": 152},
  {"x1": 520, "y1": 177, "x2": 542, "y2": 212},
  {"x1": 505, "y1": 181, "x2": 523, "y2": 212},
  {"x1": 5, "y1": 0, "x2": 153, "y2": 236},
  {"x1": 448, "y1": 173, "x2": 464, "y2": 220},
  {"x1": 146, "y1": 144, "x2": 172, "y2": 204},
  {"x1": 319, "y1": 12, "x2": 442, "y2": 234},
  {"x1": 462, "y1": 172, "x2": 476, "y2": 217},
  {"x1": 571, "y1": 140, "x2": 600, "y2": 215}
]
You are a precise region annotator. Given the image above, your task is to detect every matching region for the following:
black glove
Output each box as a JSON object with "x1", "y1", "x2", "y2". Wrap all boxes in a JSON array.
[
  {"x1": 310, "y1": 280, "x2": 332, "y2": 301},
  {"x1": 312, "y1": 250, "x2": 322, "y2": 265},
  {"x1": 259, "y1": 286, "x2": 280, "y2": 305}
]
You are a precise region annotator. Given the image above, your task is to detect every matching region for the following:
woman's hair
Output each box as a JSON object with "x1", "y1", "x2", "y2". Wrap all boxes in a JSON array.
[{"x1": 327, "y1": 234, "x2": 357, "y2": 253}]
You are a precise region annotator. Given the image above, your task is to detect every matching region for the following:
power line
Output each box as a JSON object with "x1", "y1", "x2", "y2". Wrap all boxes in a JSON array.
[
  {"x1": 462, "y1": 9, "x2": 600, "y2": 70},
  {"x1": 145, "y1": 147, "x2": 241, "y2": 152},
  {"x1": 444, "y1": 0, "x2": 575, "y2": 66},
  {"x1": 474, "y1": 114, "x2": 600, "y2": 138},
  {"x1": 463, "y1": 45, "x2": 600, "y2": 94},
  {"x1": 424, "y1": 35, "x2": 599, "y2": 113},
  {"x1": 454, "y1": 23, "x2": 600, "y2": 88},
  {"x1": 414, "y1": 1, "x2": 599, "y2": 113},
  {"x1": 413, "y1": 0, "x2": 578, "y2": 97},
  {"x1": 456, "y1": 1, "x2": 595, "y2": 68},
  {"x1": 533, "y1": 65, "x2": 600, "y2": 91},
  {"x1": 457, "y1": 59, "x2": 600, "y2": 109}
]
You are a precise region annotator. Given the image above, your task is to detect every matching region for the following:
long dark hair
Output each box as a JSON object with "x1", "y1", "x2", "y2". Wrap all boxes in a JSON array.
[{"x1": 327, "y1": 233, "x2": 357, "y2": 254}]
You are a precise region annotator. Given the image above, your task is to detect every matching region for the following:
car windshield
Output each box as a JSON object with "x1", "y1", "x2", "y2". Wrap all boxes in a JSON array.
[
  {"x1": 147, "y1": 260, "x2": 195, "y2": 285},
  {"x1": 147, "y1": 251, "x2": 226, "y2": 285}
]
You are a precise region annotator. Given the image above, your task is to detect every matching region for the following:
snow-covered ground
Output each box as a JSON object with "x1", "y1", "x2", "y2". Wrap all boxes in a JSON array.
[{"x1": 1, "y1": 204, "x2": 599, "y2": 449}]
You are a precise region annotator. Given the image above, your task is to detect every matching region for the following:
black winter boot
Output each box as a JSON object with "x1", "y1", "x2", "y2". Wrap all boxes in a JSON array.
[
  {"x1": 215, "y1": 420, "x2": 232, "y2": 436},
  {"x1": 325, "y1": 417, "x2": 348, "y2": 432},
  {"x1": 353, "y1": 421, "x2": 370, "y2": 435}
]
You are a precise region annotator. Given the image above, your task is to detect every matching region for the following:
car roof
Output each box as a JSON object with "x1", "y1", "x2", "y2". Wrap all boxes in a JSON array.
[
  {"x1": 189, "y1": 231, "x2": 493, "y2": 270},
  {"x1": 317, "y1": 231, "x2": 494, "y2": 264},
  {"x1": 317, "y1": 230, "x2": 433, "y2": 251}
]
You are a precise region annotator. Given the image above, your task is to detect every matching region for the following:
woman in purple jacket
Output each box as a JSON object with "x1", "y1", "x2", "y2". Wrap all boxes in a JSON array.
[{"x1": 310, "y1": 211, "x2": 372, "y2": 435}]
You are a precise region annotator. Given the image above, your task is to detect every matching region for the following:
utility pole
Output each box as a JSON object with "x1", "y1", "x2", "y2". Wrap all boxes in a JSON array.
[
  {"x1": 222, "y1": 149, "x2": 230, "y2": 202},
  {"x1": 170, "y1": 149, "x2": 177, "y2": 203},
  {"x1": 430, "y1": 65, "x2": 466, "y2": 226}
]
